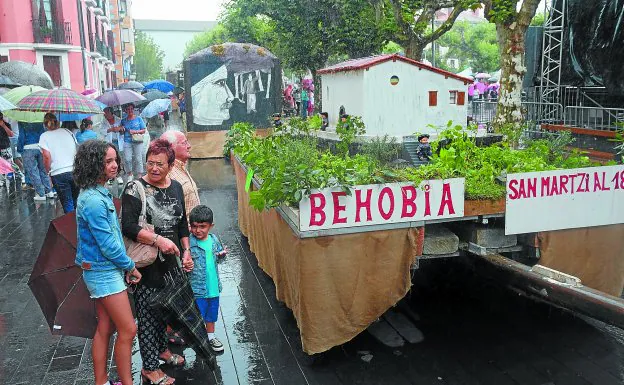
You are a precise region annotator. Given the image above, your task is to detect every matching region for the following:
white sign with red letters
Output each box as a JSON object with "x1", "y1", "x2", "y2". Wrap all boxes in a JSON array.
[
  {"x1": 505, "y1": 165, "x2": 624, "y2": 234},
  {"x1": 299, "y1": 179, "x2": 465, "y2": 231}
]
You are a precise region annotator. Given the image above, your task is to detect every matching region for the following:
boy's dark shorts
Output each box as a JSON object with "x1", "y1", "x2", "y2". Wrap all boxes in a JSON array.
[{"x1": 195, "y1": 297, "x2": 219, "y2": 323}]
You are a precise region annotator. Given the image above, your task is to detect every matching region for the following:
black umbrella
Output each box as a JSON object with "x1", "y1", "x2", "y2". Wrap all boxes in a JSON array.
[
  {"x1": 0, "y1": 75, "x2": 22, "y2": 88},
  {"x1": 0, "y1": 61, "x2": 54, "y2": 89},
  {"x1": 118, "y1": 81, "x2": 145, "y2": 91},
  {"x1": 149, "y1": 268, "x2": 217, "y2": 369}
]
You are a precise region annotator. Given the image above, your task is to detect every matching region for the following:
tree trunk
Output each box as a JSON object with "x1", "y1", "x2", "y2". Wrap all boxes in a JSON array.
[
  {"x1": 492, "y1": 23, "x2": 528, "y2": 134},
  {"x1": 404, "y1": 37, "x2": 426, "y2": 61}
]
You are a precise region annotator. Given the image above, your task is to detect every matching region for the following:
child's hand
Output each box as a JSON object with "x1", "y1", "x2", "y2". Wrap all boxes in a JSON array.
[
  {"x1": 217, "y1": 246, "x2": 228, "y2": 258},
  {"x1": 182, "y1": 252, "x2": 194, "y2": 272}
]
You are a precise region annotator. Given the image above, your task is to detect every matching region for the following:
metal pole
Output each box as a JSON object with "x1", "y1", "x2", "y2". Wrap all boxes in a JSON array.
[{"x1": 76, "y1": 0, "x2": 89, "y2": 88}]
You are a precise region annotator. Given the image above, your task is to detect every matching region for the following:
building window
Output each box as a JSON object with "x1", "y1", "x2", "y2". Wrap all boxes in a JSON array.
[
  {"x1": 122, "y1": 28, "x2": 130, "y2": 43},
  {"x1": 0, "y1": 56, "x2": 8, "y2": 63},
  {"x1": 119, "y1": 0, "x2": 127, "y2": 17},
  {"x1": 449, "y1": 90, "x2": 458, "y2": 104},
  {"x1": 43, "y1": 55, "x2": 62, "y2": 87},
  {"x1": 457, "y1": 91, "x2": 466, "y2": 106},
  {"x1": 428, "y1": 91, "x2": 438, "y2": 107}
]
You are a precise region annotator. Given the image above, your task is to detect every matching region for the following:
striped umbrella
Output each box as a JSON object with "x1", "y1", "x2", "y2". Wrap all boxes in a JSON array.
[{"x1": 16, "y1": 88, "x2": 103, "y2": 115}]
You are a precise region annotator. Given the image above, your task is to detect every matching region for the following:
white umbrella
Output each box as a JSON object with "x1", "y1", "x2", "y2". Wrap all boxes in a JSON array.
[{"x1": 0, "y1": 94, "x2": 17, "y2": 111}]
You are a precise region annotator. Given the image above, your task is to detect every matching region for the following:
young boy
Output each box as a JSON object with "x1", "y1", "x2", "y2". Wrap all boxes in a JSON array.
[{"x1": 188, "y1": 205, "x2": 227, "y2": 352}]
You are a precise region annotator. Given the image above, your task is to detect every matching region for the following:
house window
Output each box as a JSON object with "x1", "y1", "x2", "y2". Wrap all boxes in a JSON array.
[
  {"x1": 428, "y1": 91, "x2": 438, "y2": 107},
  {"x1": 0, "y1": 56, "x2": 8, "y2": 63},
  {"x1": 457, "y1": 91, "x2": 466, "y2": 106},
  {"x1": 449, "y1": 91, "x2": 458, "y2": 104}
]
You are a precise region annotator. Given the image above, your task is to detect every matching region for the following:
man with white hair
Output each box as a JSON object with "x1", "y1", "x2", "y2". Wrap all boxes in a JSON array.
[{"x1": 161, "y1": 130, "x2": 200, "y2": 219}]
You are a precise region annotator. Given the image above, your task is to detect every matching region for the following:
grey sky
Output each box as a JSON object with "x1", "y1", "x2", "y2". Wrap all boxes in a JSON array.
[{"x1": 131, "y1": 0, "x2": 225, "y2": 21}]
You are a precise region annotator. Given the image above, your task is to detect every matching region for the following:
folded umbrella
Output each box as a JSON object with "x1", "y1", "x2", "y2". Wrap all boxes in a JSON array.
[
  {"x1": 96, "y1": 89, "x2": 146, "y2": 107},
  {"x1": 149, "y1": 268, "x2": 217, "y2": 368},
  {"x1": 16, "y1": 88, "x2": 103, "y2": 114},
  {"x1": 143, "y1": 80, "x2": 175, "y2": 93},
  {"x1": 140, "y1": 98, "x2": 171, "y2": 118}
]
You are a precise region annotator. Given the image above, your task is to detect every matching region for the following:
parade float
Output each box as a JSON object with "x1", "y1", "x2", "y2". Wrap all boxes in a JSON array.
[{"x1": 229, "y1": 118, "x2": 624, "y2": 354}]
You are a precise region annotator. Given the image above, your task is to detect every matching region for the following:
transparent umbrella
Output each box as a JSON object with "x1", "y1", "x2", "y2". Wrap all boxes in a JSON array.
[{"x1": 0, "y1": 61, "x2": 54, "y2": 89}]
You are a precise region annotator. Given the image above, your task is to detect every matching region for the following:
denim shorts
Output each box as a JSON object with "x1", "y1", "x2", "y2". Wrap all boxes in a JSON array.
[
  {"x1": 195, "y1": 297, "x2": 219, "y2": 323},
  {"x1": 83, "y1": 268, "x2": 127, "y2": 299}
]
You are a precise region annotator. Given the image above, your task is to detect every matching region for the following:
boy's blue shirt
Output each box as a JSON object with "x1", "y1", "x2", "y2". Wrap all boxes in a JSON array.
[{"x1": 189, "y1": 233, "x2": 223, "y2": 298}]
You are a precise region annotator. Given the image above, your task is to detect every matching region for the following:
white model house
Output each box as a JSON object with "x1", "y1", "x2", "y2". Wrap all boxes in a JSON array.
[{"x1": 317, "y1": 54, "x2": 472, "y2": 138}]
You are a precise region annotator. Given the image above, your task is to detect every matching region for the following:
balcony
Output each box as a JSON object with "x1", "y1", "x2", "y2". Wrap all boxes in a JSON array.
[
  {"x1": 93, "y1": 0, "x2": 104, "y2": 15},
  {"x1": 96, "y1": 38, "x2": 113, "y2": 61},
  {"x1": 84, "y1": 0, "x2": 97, "y2": 6},
  {"x1": 32, "y1": 19, "x2": 72, "y2": 45}
]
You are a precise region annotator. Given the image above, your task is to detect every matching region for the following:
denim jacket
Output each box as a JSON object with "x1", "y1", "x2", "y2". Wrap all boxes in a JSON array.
[
  {"x1": 17, "y1": 122, "x2": 45, "y2": 153},
  {"x1": 188, "y1": 233, "x2": 223, "y2": 298},
  {"x1": 75, "y1": 186, "x2": 135, "y2": 272}
]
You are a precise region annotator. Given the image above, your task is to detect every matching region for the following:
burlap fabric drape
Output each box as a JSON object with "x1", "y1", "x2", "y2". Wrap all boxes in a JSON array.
[
  {"x1": 538, "y1": 225, "x2": 624, "y2": 297},
  {"x1": 233, "y1": 157, "x2": 422, "y2": 354}
]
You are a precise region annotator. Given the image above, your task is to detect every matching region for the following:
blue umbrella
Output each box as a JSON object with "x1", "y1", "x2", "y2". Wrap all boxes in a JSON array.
[
  {"x1": 59, "y1": 100, "x2": 107, "y2": 121},
  {"x1": 140, "y1": 98, "x2": 171, "y2": 118},
  {"x1": 143, "y1": 80, "x2": 175, "y2": 93}
]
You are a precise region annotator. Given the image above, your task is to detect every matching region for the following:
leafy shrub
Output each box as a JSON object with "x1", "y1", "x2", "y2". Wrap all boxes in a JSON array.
[
  {"x1": 223, "y1": 122, "x2": 254, "y2": 157},
  {"x1": 335, "y1": 115, "x2": 366, "y2": 156},
  {"x1": 360, "y1": 135, "x2": 400, "y2": 165}
]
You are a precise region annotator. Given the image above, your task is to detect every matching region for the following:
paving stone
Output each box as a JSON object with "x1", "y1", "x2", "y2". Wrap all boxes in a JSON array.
[
  {"x1": 366, "y1": 319, "x2": 405, "y2": 348},
  {"x1": 423, "y1": 225, "x2": 459, "y2": 255}
]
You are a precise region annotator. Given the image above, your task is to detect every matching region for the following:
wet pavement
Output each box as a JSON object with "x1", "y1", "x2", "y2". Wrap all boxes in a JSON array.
[{"x1": 1, "y1": 126, "x2": 624, "y2": 384}]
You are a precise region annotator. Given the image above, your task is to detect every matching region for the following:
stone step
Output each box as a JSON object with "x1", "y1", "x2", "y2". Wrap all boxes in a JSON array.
[
  {"x1": 367, "y1": 318, "x2": 405, "y2": 348},
  {"x1": 382, "y1": 309, "x2": 425, "y2": 344}
]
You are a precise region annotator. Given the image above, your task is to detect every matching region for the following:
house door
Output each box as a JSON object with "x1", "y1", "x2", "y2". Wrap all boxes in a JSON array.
[{"x1": 43, "y1": 55, "x2": 61, "y2": 87}]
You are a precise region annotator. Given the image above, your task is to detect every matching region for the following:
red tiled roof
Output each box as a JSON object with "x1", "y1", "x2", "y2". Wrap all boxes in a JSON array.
[{"x1": 317, "y1": 54, "x2": 473, "y2": 84}]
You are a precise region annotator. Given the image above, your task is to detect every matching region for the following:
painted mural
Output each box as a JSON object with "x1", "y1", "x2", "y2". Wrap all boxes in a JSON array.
[{"x1": 183, "y1": 43, "x2": 281, "y2": 131}]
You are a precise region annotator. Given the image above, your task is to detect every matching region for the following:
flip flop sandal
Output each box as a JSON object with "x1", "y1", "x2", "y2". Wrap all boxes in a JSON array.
[
  {"x1": 141, "y1": 372, "x2": 175, "y2": 385},
  {"x1": 160, "y1": 353, "x2": 185, "y2": 367}
]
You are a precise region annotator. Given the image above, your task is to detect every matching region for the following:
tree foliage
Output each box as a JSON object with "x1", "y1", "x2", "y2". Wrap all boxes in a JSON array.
[
  {"x1": 437, "y1": 21, "x2": 499, "y2": 73},
  {"x1": 134, "y1": 31, "x2": 165, "y2": 81},
  {"x1": 370, "y1": 0, "x2": 482, "y2": 60}
]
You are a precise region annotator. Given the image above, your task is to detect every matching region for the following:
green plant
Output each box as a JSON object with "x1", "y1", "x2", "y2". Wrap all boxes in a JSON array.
[
  {"x1": 335, "y1": 115, "x2": 366, "y2": 157},
  {"x1": 223, "y1": 122, "x2": 255, "y2": 157},
  {"x1": 609, "y1": 125, "x2": 624, "y2": 163},
  {"x1": 360, "y1": 134, "x2": 400, "y2": 165},
  {"x1": 308, "y1": 115, "x2": 323, "y2": 131},
  {"x1": 40, "y1": 25, "x2": 54, "y2": 37}
]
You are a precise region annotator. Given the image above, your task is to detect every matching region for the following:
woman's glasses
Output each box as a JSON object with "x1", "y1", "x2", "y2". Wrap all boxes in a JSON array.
[{"x1": 146, "y1": 161, "x2": 166, "y2": 169}]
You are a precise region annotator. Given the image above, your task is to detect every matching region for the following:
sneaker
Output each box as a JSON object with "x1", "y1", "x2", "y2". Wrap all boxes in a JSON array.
[
  {"x1": 209, "y1": 337, "x2": 224, "y2": 352},
  {"x1": 117, "y1": 177, "x2": 124, "y2": 184},
  {"x1": 34, "y1": 194, "x2": 46, "y2": 201},
  {"x1": 46, "y1": 191, "x2": 57, "y2": 199}
]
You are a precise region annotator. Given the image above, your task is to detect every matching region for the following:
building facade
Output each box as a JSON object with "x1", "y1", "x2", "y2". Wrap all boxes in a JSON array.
[
  {"x1": 109, "y1": 0, "x2": 135, "y2": 83},
  {"x1": 0, "y1": 0, "x2": 116, "y2": 92},
  {"x1": 134, "y1": 19, "x2": 215, "y2": 72}
]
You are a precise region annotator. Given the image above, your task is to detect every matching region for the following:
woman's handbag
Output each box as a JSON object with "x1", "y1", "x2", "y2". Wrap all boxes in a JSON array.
[
  {"x1": 131, "y1": 133, "x2": 144, "y2": 143},
  {"x1": 123, "y1": 181, "x2": 159, "y2": 268}
]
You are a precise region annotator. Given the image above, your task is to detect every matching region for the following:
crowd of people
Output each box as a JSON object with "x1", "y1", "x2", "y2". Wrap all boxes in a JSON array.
[{"x1": 283, "y1": 78, "x2": 315, "y2": 119}]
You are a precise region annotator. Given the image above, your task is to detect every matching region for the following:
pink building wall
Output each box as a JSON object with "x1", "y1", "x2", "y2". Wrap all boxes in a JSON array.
[{"x1": 0, "y1": 0, "x2": 115, "y2": 92}]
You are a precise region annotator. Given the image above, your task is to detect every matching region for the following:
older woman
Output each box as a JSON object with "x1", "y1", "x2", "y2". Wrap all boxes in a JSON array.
[
  {"x1": 74, "y1": 140, "x2": 141, "y2": 385},
  {"x1": 121, "y1": 139, "x2": 193, "y2": 385}
]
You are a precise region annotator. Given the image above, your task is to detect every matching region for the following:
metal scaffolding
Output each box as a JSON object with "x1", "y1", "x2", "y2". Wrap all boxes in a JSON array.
[{"x1": 539, "y1": 0, "x2": 566, "y2": 121}]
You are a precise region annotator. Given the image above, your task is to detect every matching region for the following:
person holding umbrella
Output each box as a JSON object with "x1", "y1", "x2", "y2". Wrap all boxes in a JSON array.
[
  {"x1": 100, "y1": 107, "x2": 124, "y2": 184},
  {"x1": 122, "y1": 139, "x2": 193, "y2": 385},
  {"x1": 120, "y1": 104, "x2": 146, "y2": 181},
  {"x1": 39, "y1": 113, "x2": 79, "y2": 213},
  {"x1": 74, "y1": 140, "x2": 142, "y2": 385}
]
